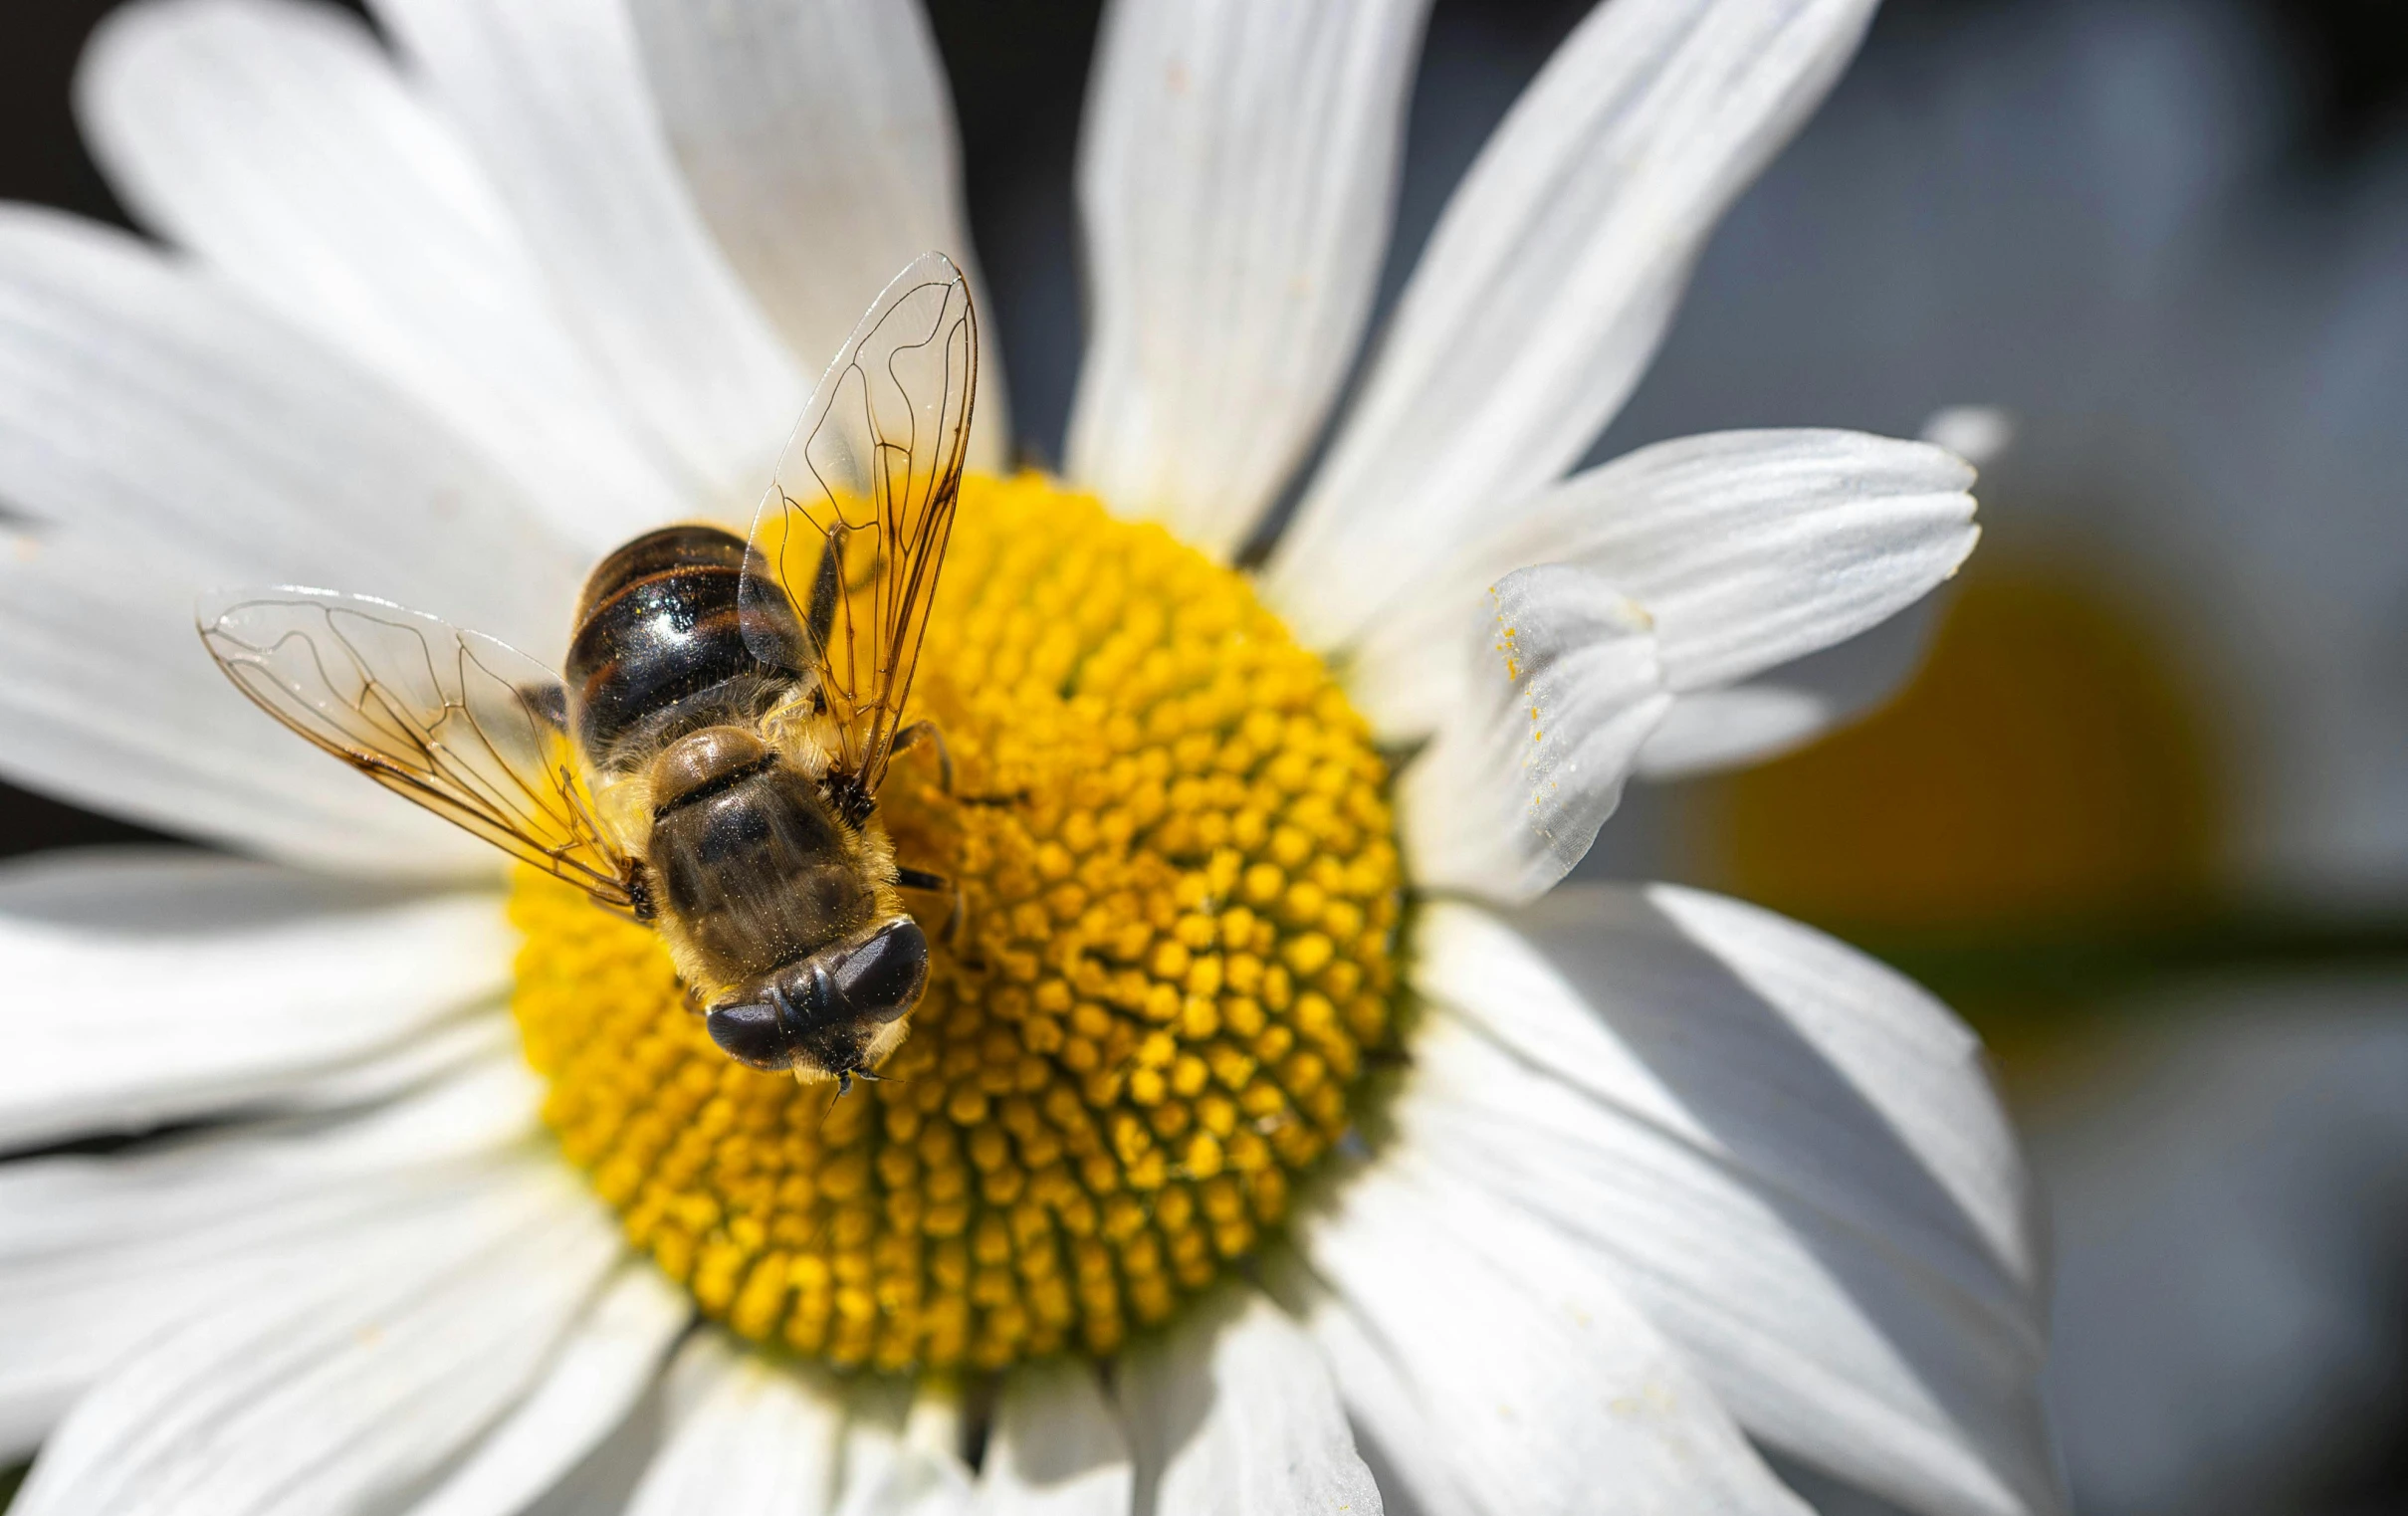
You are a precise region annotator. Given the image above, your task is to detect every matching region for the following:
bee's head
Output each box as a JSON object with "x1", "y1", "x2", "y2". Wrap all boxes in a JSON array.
[{"x1": 704, "y1": 917, "x2": 928, "y2": 1081}]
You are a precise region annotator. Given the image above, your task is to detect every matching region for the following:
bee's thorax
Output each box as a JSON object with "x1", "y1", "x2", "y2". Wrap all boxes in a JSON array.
[{"x1": 648, "y1": 726, "x2": 775, "y2": 819}]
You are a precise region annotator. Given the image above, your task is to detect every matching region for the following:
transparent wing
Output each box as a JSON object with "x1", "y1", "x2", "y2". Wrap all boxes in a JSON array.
[
  {"x1": 199, "y1": 587, "x2": 643, "y2": 912},
  {"x1": 740, "y1": 251, "x2": 978, "y2": 804}
]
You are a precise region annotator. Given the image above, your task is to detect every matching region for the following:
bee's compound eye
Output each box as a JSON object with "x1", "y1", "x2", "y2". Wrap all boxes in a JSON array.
[
  {"x1": 830, "y1": 919, "x2": 929, "y2": 1025},
  {"x1": 704, "y1": 999, "x2": 796, "y2": 1070}
]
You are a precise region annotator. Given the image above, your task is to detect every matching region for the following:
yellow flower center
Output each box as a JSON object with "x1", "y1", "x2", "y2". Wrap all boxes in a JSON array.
[{"x1": 510, "y1": 473, "x2": 1403, "y2": 1372}]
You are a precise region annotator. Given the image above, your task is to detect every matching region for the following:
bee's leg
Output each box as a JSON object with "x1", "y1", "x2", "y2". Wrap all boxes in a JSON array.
[
  {"x1": 891, "y1": 720, "x2": 957, "y2": 794},
  {"x1": 894, "y1": 721, "x2": 1024, "y2": 807},
  {"x1": 897, "y1": 862, "x2": 967, "y2": 945},
  {"x1": 896, "y1": 864, "x2": 981, "y2": 966}
]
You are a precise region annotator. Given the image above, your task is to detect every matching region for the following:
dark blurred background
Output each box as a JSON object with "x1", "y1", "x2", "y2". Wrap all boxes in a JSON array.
[{"x1": 5, "y1": 1, "x2": 2408, "y2": 1512}]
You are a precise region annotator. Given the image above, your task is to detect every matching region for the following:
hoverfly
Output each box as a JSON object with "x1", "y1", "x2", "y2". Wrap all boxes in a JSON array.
[{"x1": 200, "y1": 254, "x2": 979, "y2": 1090}]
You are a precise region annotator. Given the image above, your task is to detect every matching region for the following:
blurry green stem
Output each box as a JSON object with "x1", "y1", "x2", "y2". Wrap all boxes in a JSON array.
[{"x1": 1850, "y1": 908, "x2": 2408, "y2": 1019}]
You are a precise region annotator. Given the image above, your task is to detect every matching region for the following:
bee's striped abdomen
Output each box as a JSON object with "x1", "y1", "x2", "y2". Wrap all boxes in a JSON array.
[{"x1": 564, "y1": 524, "x2": 801, "y2": 771}]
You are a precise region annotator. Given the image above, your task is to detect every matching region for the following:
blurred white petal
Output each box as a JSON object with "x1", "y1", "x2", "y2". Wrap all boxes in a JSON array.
[
  {"x1": 1635, "y1": 681, "x2": 1832, "y2": 773},
  {"x1": 832, "y1": 1378, "x2": 976, "y2": 1516},
  {"x1": 622, "y1": 1336, "x2": 845, "y2": 1516},
  {"x1": 1631, "y1": 596, "x2": 1941, "y2": 776},
  {"x1": 978, "y1": 1360, "x2": 1131, "y2": 1516},
  {"x1": 1919, "y1": 405, "x2": 2015, "y2": 468}
]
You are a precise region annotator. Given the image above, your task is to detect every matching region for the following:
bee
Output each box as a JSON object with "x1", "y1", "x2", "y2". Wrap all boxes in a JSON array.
[{"x1": 199, "y1": 253, "x2": 980, "y2": 1090}]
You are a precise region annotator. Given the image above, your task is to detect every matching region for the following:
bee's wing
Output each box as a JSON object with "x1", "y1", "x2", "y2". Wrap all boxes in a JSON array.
[
  {"x1": 739, "y1": 251, "x2": 978, "y2": 798},
  {"x1": 199, "y1": 588, "x2": 644, "y2": 913}
]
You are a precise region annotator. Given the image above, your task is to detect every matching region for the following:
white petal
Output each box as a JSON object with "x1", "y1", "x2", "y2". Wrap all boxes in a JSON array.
[
  {"x1": 1114, "y1": 1285, "x2": 1381, "y2": 1516},
  {"x1": 12, "y1": 1160, "x2": 618, "y2": 1516},
  {"x1": 271, "y1": 1010, "x2": 522, "y2": 1117},
  {"x1": 370, "y1": 0, "x2": 806, "y2": 502},
  {"x1": 1632, "y1": 594, "x2": 1943, "y2": 777},
  {"x1": 500, "y1": 1329, "x2": 723, "y2": 1516},
  {"x1": 0, "y1": 210, "x2": 558, "y2": 870},
  {"x1": 1397, "y1": 565, "x2": 1670, "y2": 903},
  {"x1": 979, "y1": 1360, "x2": 1131, "y2": 1516},
  {"x1": 624, "y1": 0, "x2": 1005, "y2": 471},
  {"x1": 1290, "y1": 1157, "x2": 1809, "y2": 1516},
  {"x1": 1504, "y1": 431, "x2": 1974, "y2": 693},
  {"x1": 1634, "y1": 682, "x2": 1833, "y2": 774},
  {"x1": 623, "y1": 1335, "x2": 846, "y2": 1516},
  {"x1": 78, "y1": 0, "x2": 689, "y2": 550},
  {"x1": 1347, "y1": 430, "x2": 1976, "y2": 739},
  {"x1": 1066, "y1": 0, "x2": 1429, "y2": 557},
  {"x1": 897, "y1": 1387, "x2": 980, "y2": 1516},
  {"x1": 1425, "y1": 891, "x2": 2044, "y2": 1294},
  {"x1": 656, "y1": 1328, "x2": 742, "y2": 1420},
  {"x1": 1264, "y1": 0, "x2": 1882, "y2": 648},
  {"x1": 1919, "y1": 406, "x2": 2014, "y2": 470},
  {"x1": 0, "y1": 1061, "x2": 540, "y2": 1255},
  {"x1": 0, "y1": 205, "x2": 584, "y2": 651},
  {"x1": 0, "y1": 534, "x2": 494, "y2": 874},
  {"x1": 1253, "y1": 1250, "x2": 1472, "y2": 1516},
  {"x1": 0, "y1": 1180, "x2": 402, "y2": 1457},
  {"x1": 406, "y1": 1263, "x2": 692, "y2": 1516},
  {"x1": 0, "y1": 1058, "x2": 541, "y2": 1455},
  {"x1": 1411, "y1": 893, "x2": 2060, "y2": 1512},
  {"x1": 1401, "y1": 1010, "x2": 2058, "y2": 1516},
  {"x1": 0, "y1": 850, "x2": 511, "y2": 1149},
  {"x1": 833, "y1": 1379, "x2": 977, "y2": 1516}
]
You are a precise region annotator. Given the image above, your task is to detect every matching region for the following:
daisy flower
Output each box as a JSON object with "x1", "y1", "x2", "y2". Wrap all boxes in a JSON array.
[{"x1": 0, "y1": 0, "x2": 2058, "y2": 1513}]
